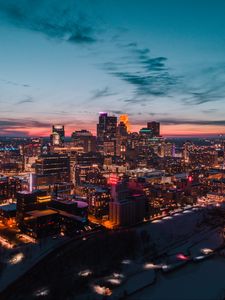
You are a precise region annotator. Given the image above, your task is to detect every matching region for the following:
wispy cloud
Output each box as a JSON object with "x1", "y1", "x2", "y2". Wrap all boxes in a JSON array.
[
  {"x1": 181, "y1": 64, "x2": 225, "y2": 105},
  {"x1": 110, "y1": 110, "x2": 124, "y2": 115},
  {"x1": 148, "y1": 112, "x2": 169, "y2": 116},
  {"x1": 90, "y1": 86, "x2": 117, "y2": 99},
  {"x1": 202, "y1": 109, "x2": 218, "y2": 114},
  {"x1": 0, "y1": 118, "x2": 50, "y2": 128},
  {"x1": 0, "y1": 0, "x2": 97, "y2": 44},
  {"x1": 159, "y1": 118, "x2": 225, "y2": 126},
  {"x1": 0, "y1": 78, "x2": 30, "y2": 87},
  {"x1": 130, "y1": 117, "x2": 225, "y2": 127},
  {"x1": 0, "y1": 117, "x2": 50, "y2": 136},
  {"x1": 16, "y1": 96, "x2": 33, "y2": 105},
  {"x1": 103, "y1": 43, "x2": 178, "y2": 101}
]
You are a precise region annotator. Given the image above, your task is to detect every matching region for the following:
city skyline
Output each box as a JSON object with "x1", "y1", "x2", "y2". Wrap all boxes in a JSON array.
[{"x1": 1, "y1": 0, "x2": 225, "y2": 137}]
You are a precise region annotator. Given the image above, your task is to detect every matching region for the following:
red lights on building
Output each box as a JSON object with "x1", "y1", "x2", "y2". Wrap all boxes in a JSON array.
[
  {"x1": 133, "y1": 194, "x2": 141, "y2": 197},
  {"x1": 188, "y1": 175, "x2": 193, "y2": 182},
  {"x1": 108, "y1": 174, "x2": 119, "y2": 185}
]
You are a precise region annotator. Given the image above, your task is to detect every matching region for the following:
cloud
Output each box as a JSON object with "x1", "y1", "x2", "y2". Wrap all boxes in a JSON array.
[
  {"x1": 16, "y1": 96, "x2": 33, "y2": 105},
  {"x1": 159, "y1": 118, "x2": 225, "y2": 126},
  {"x1": 0, "y1": 78, "x2": 30, "y2": 87},
  {"x1": 181, "y1": 63, "x2": 225, "y2": 105},
  {"x1": 91, "y1": 86, "x2": 117, "y2": 99},
  {"x1": 130, "y1": 117, "x2": 225, "y2": 127},
  {"x1": 123, "y1": 98, "x2": 148, "y2": 104},
  {"x1": 0, "y1": 118, "x2": 51, "y2": 136},
  {"x1": 103, "y1": 43, "x2": 178, "y2": 100},
  {"x1": 112, "y1": 43, "x2": 225, "y2": 108},
  {"x1": 148, "y1": 112, "x2": 169, "y2": 116},
  {"x1": 0, "y1": 118, "x2": 50, "y2": 128},
  {"x1": 202, "y1": 109, "x2": 218, "y2": 114},
  {"x1": 110, "y1": 110, "x2": 124, "y2": 115},
  {"x1": 0, "y1": 0, "x2": 97, "y2": 44}
]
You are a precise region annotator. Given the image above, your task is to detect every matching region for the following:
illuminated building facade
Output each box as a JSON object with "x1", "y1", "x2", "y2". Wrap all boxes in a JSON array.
[
  {"x1": 16, "y1": 190, "x2": 51, "y2": 229},
  {"x1": 97, "y1": 112, "x2": 117, "y2": 140},
  {"x1": 119, "y1": 114, "x2": 130, "y2": 132},
  {"x1": 109, "y1": 180, "x2": 146, "y2": 227},
  {"x1": 23, "y1": 209, "x2": 60, "y2": 238},
  {"x1": 158, "y1": 142, "x2": 175, "y2": 157},
  {"x1": 71, "y1": 130, "x2": 96, "y2": 152},
  {"x1": 51, "y1": 125, "x2": 65, "y2": 146},
  {"x1": 0, "y1": 176, "x2": 22, "y2": 201},
  {"x1": 117, "y1": 121, "x2": 128, "y2": 137},
  {"x1": 50, "y1": 198, "x2": 88, "y2": 234},
  {"x1": 35, "y1": 153, "x2": 70, "y2": 185}
]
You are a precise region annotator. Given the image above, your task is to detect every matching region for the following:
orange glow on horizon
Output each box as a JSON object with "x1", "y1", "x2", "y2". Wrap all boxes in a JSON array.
[{"x1": 2, "y1": 123, "x2": 225, "y2": 137}]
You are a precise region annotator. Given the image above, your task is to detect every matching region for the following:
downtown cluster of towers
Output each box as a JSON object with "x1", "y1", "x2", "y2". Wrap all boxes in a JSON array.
[{"x1": 50, "y1": 113, "x2": 160, "y2": 148}]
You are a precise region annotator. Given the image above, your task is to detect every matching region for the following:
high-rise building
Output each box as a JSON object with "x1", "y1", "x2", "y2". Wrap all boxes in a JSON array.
[
  {"x1": 71, "y1": 130, "x2": 96, "y2": 152},
  {"x1": 139, "y1": 127, "x2": 153, "y2": 138},
  {"x1": 51, "y1": 125, "x2": 65, "y2": 146},
  {"x1": 109, "y1": 180, "x2": 146, "y2": 227},
  {"x1": 75, "y1": 152, "x2": 104, "y2": 185},
  {"x1": 117, "y1": 121, "x2": 128, "y2": 137},
  {"x1": 97, "y1": 112, "x2": 108, "y2": 140},
  {"x1": 147, "y1": 121, "x2": 160, "y2": 137},
  {"x1": 35, "y1": 153, "x2": 70, "y2": 186},
  {"x1": 97, "y1": 112, "x2": 117, "y2": 140},
  {"x1": 16, "y1": 190, "x2": 51, "y2": 227},
  {"x1": 50, "y1": 132, "x2": 61, "y2": 146},
  {"x1": 158, "y1": 141, "x2": 175, "y2": 157},
  {"x1": 119, "y1": 114, "x2": 130, "y2": 132}
]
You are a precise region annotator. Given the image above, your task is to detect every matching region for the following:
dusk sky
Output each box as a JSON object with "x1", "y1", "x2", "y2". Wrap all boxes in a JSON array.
[{"x1": 0, "y1": 0, "x2": 225, "y2": 137}]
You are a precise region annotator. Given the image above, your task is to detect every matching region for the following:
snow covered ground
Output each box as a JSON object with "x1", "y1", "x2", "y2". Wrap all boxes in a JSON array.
[
  {"x1": 78, "y1": 207, "x2": 225, "y2": 300},
  {"x1": 128, "y1": 257, "x2": 225, "y2": 300},
  {"x1": 137, "y1": 207, "x2": 207, "y2": 253},
  {"x1": 0, "y1": 235, "x2": 69, "y2": 292},
  {"x1": 124, "y1": 208, "x2": 225, "y2": 300}
]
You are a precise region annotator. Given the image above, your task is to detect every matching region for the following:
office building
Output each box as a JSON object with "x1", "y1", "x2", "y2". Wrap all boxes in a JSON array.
[
  {"x1": 97, "y1": 112, "x2": 117, "y2": 140},
  {"x1": 16, "y1": 190, "x2": 51, "y2": 228},
  {"x1": 35, "y1": 153, "x2": 70, "y2": 186},
  {"x1": 71, "y1": 130, "x2": 96, "y2": 152},
  {"x1": 147, "y1": 121, "x2": 160, "y2": 137},
  {"x1": 109, "y1": 180, "x2": 146, "y2": 227},
  {"x1": 119, "y1": 114, "x2": 130, "y2": 132},
  {"x1": 51, "y1": 125, "x2": 65, "y2": 146}
]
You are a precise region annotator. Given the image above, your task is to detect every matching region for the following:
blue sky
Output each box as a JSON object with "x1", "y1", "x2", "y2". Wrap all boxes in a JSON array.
[{"x1": 0, "y1": 0, "x2": 225, "y2": 136}]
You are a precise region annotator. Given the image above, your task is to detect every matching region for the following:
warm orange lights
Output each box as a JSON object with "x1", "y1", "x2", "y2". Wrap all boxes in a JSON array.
[
  {"x1": 119, "y1": 114, "x2": 130, "y2": 132},
  {"x1": 37, "y1": 195, "x2": 52, "y2": 203}
]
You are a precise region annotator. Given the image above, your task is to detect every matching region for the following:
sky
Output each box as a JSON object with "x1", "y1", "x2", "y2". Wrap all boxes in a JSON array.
[{"x1": 0, "y1": 0, "x2": 225, "y2": 137}]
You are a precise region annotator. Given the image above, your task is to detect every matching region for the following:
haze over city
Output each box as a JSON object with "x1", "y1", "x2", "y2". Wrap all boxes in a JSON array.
[{"x1": 1, "y1": 0, "x2": 225, "y2": 137}]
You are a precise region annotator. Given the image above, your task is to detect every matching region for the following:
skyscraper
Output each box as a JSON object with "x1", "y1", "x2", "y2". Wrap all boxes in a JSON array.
[
  {"x1": 117, "y1": 121, "x2": 128, "y2": 136},
  {"x1": 97, "y1": 112, "x2": 117, "y2": 140},
  {"x1": 119, "y1": 114, "x2": 130, "y2": 132},
  {"x1": 97, "y1": 112, "x2": 108, "y2": 140},
  {"x1": 109, "y1": 180, "x2": 146, "y2": 227},
  {"x1": 35, "y1": 153, "x2": 70, "y2": 185},
  {"x1": 51, "y1": 125, "x2": 65, "y2": 146},
  {"x1": 147, "y1": 122, "x2": 160, "y2": 137},
  {"x1": 71, "y1": 130, "x2": 96, "y2": 152}
]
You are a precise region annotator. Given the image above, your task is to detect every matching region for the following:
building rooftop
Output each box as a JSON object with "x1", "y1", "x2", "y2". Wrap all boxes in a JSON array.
[
  {"x1": 26, "y1": 209, "x2": 58, "y2": 218},
  {"x1": 0, "y1": 203, "x2": 17, "y2": 212},
  {"x1": 57, "y1": 210, "x2": 84, "y2": 222},
  {"x1": 54, "y1": 198, "x2": 88, "y2": 208}
]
